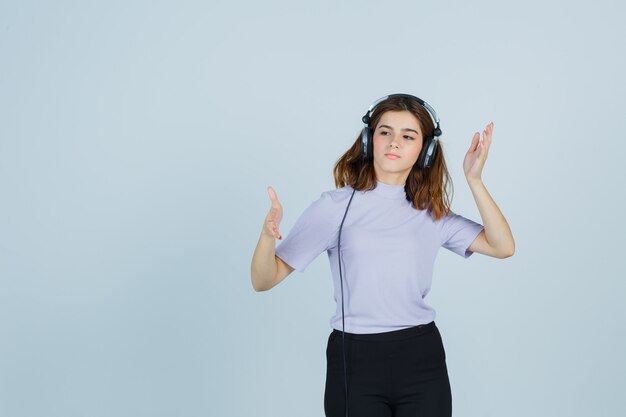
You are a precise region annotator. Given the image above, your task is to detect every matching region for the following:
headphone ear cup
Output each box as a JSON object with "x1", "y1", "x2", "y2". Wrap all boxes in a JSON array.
[
  {"x1": 361, "y1": 127, "x2": 373, "y2": 160},
  {"x1": 360, "y1": 127, "x2": 368, "y2": 159},
  {"x1": 423, "y1": 137, "x2": 438, "y2": 168},
  {"x1": 417, "y1": 137, "x2": 438, "y2": 168}
]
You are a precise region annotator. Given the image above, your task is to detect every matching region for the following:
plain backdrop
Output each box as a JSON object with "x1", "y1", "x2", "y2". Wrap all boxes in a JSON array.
[{"x1": 1, "y1": 1, "x2": 625, "y2": 416}]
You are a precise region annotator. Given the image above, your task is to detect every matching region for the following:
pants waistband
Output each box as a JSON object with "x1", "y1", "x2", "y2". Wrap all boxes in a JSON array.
[{"x1": 331, "y1": 321, "x2": 436, "y2": 342}]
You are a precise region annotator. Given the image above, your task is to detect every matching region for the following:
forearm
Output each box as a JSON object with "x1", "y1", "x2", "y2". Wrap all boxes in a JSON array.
[
  {"x1": 467, "y1": 178, "x2": 515, "y2": 256},
  {"x1": 251, "y1": 227, "x2": 278, "y2": 292}
]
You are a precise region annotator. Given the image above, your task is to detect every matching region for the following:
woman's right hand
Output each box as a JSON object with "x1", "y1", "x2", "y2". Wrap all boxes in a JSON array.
[{"x1": 264, "y1": 186, "x2": 283, "y2": 240}]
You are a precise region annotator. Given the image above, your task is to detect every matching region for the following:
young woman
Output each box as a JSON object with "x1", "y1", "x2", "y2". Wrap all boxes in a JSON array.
[{"x1": 251, "y1": 94, "x2": 514, "y2": 417}]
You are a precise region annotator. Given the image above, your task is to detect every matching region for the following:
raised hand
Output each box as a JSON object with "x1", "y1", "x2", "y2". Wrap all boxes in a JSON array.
[
  {"x1": 463, "y1": 121, "x2": 494, "y2": 182},
  {"x1": 264, "y1": 186, "x2": 283, "y2": 240}
]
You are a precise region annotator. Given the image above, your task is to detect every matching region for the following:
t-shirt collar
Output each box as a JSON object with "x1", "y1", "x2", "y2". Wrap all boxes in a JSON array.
[{"x1": 370, "y1": 180, "x2": 406, "y2": 199}]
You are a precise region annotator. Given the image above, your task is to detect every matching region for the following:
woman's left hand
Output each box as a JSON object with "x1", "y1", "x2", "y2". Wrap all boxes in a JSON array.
[{"x1": 463, "y1": 121, "x2": 494, "y2": 182}]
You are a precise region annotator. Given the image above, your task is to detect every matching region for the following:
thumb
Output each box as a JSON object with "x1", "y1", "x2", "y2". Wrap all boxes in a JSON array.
[{"x1": 468, "y1": 132, "x2": 480, "y2": 152}]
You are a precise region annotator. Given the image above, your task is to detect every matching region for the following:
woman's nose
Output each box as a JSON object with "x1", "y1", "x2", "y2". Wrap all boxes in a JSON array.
[{"x1": 389, "y1": 134, "x2": 402, "y2": 147}]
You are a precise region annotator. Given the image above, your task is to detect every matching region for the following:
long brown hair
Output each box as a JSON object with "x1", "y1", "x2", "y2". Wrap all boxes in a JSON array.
[{"x1": 332, "y1": 95, "x2": 454, "y2": 221}]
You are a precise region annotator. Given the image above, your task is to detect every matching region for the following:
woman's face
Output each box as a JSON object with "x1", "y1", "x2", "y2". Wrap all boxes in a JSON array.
[{"x1": 372, "y1": 110, "x2": 424, "y2": 185}]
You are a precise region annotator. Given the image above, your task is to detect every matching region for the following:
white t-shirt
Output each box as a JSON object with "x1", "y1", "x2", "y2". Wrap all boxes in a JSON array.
[{"x1": 275, "y1": 180, "x2": 485, "y2": 334}]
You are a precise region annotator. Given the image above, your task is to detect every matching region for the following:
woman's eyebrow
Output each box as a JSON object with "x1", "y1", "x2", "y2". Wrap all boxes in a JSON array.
[{"x1": 379, "y1": 124, "x2": 419, "y2": 134}]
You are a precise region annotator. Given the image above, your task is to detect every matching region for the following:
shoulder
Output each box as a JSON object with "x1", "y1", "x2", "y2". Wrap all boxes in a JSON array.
[
  {"x1": 436, "y1": 209, "x2": 456, "y2": 221},
  {"x1": 433, "y1": 209, "x2": 465, "y2": 225},
  {"x1": 433, "y1": 209, "x2": 475, "y2": 236},
  {"x1": 436, "y1": 209, "x2": 484, "y2": 245},
  {"x1": 308, "y1": 185, "x2": 358, "y2": 208},
  {"x1": 302, "y1": 186, "x2": 357, "y2": 220}
]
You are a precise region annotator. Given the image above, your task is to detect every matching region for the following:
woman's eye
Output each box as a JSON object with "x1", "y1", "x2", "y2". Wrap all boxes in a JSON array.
[{"x1": 380, "y1": 131, "x2": 414, "y2": 140}]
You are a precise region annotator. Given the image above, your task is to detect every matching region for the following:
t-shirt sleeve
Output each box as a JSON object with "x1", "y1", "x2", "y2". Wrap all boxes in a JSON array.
[
  {"x1": 439, "y1": 210, "x2": 485, "y2": 258},
  {"x1": 274, "y1": 192, "x2": 337, "y2": 272}
]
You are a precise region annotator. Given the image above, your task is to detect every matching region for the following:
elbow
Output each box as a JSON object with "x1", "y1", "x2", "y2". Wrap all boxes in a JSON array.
[
  {"x1": 250, "y1": 264, "x2": 268, "y2": 292},
  {"x1": 251, "y1": 274, "x2": 274, "y2": 292},
  {"x1": 251, "y1": 276, "x2": 264, "y2": 292},
  {"x1": 493, "y1": 235, "x2": 515, "y2": 259},
  {"x1": 251, "y1": 280, "x2": 262, "y2": 292},
  {"x1": 500, "y1": 243, "x2": 515, "y2": 259}
]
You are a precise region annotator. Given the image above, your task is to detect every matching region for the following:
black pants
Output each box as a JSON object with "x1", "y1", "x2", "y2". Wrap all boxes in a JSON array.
[{"x1": 324, "y1": 321, "x2": 452, "y2": 417}]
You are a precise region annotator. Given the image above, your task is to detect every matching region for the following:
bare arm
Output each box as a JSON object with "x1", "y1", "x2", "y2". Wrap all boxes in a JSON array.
[
  {"x1": 250, "y1": 186, "x2": 295, "y2": 292},
  {"x1": 463, "y1": 122, "x2": 515, "y2": 258},
  {"x1": 251, "y1": 230, "x2": 295, "y2": 291},
  {"x1": 466, "y1": 181, "x2": 515, "y2": 258}
]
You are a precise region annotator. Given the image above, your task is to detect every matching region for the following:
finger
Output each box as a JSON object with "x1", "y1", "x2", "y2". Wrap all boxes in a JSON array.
[
  {"x1": 483, "y1": 124, "x2": 493, "y2": 144},
  {"x1": 268, "y1": 211, "x2": 278, "y2": 223},
  {"x1": 267, "y1": 221, "x2": 281, "y2": 239},
  {"x1": 267, "y1": 186, "x2": 280, "y2": 206},
  {"x1": 480, "y1": 136, "x2": 490, "y2": 155},
  {"x1": 271, "y1": 223, "x2": 282, "y2": 239}
]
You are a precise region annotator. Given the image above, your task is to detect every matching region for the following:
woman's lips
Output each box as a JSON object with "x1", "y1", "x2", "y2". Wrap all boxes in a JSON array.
[{"x1": 385, "y1": 154, "x2": 400, "y2": 160}]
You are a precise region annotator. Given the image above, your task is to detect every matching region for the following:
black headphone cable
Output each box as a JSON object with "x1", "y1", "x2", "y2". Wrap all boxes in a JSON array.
[{"x1": 337, "y1": 168, "x2": 361, "y2": 417}]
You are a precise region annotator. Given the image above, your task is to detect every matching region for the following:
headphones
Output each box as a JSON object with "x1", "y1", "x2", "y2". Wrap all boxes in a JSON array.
[
  {"x1": 337, "y1": 94, "x2": 442, "y2": 417},
  {"x1": 360, "y1": 93, "x2": 443, "y2": 169}
]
